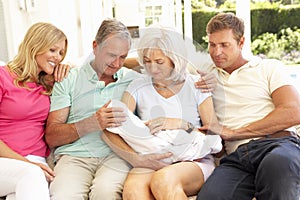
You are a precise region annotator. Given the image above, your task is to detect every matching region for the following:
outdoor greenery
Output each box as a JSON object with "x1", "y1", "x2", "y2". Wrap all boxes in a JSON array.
[
  {"x1": 252, "y1": 27, "x2": 300, "y2": 64},
  {"x1": 191, "y1": 0, "x2": 300, "y2": 9},
  {"x1": 190, "y1": 0, "x2": 300, "y2": 64}
]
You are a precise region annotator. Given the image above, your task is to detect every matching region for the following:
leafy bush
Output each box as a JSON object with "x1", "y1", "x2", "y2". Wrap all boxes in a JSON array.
[
  {"x1": 278, "y1": 27, "x2": 300, "y2": 52},
  {"x1": 250, "y1": 1, "x2": 281, "y2": 9},
  {"x1": 251, "y1": 27, "x2": 300, "y2": 64},
  {"x1": 251, "y1": 33, "x2": 279, "y2": 55}
]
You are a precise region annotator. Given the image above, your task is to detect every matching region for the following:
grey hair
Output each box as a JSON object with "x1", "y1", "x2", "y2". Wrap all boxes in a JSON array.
[
  {"x1": 137, "y1": 24, "x2": 188, "y2": 82},
  {"x1": 95, "y1": 18, "x2": 131, "y2": 49}
]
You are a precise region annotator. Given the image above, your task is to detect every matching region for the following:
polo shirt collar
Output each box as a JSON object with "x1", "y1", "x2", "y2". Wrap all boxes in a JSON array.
[
  {"x1": 215, "y1": 56, "x2": 262, "y2": 75},
  {"x1": 84, "y1": 61, "x2": 97, "y2": 81},
  {"x1": 113, "y1": 69, "x2": 123, "y2": 80}
]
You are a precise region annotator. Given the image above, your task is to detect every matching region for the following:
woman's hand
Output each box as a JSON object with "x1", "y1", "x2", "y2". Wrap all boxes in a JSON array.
[
  {"x1": 53, "y1": 63, "x2": 72, "y2": 82},
  {"x1": 30, "y1": 161, "x2": 55, "y2": 182},
  {"x1": 145, "y1": 117, "x2": 184, "y2": 134}
]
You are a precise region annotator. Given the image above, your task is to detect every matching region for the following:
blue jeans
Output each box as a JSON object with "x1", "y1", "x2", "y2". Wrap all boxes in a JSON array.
[{"x1": 197, "y1": 136, "x2": 300, "y2": 200}]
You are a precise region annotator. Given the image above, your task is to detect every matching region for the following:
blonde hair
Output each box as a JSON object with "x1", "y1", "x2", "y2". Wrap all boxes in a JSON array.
[
  {"x1": 7, "y1": 22, "x2": 68, "y2": 95},
  {"x1": 137, "y1": 24, "x2": 188, "y2": 82}
]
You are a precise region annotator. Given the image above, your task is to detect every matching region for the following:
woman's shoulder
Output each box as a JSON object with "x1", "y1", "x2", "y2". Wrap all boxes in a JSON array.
[
  {"x1": 185, "y1": 73, "x2": 199, "y2": 84},
  {"x1": 0, "y1": 66, "x2": 13, "y2": 80},
  {"x1": 0, "y1": 65, "x2": 8, "y2": 74},
  {"x1": 0, "y1": 66, "x2": 14, "y2": 91}
]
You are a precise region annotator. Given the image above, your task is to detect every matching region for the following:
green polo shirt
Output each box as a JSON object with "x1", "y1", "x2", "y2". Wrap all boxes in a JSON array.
[{"x1": 50, "y1": 61, "x2": 141, "y2": 158}]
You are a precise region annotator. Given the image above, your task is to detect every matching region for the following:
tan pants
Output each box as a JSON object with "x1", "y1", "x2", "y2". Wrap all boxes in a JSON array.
[{"x1": 49, "y1": 154, "x2": 131, "y2": 200}]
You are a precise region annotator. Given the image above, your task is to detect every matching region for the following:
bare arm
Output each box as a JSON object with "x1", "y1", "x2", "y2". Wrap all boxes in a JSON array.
[
  {"x1": 101, "y1": 92, "x2": 172, "y2": 170},
  {"x1": 45, "y1": 107, "x2": 80, "y2": 148},
  {"x1": 197, "y1": 97, "x2": 228, "y2": 156},
  {"x1": 196, "y1": 76, "x2": 300, "y2": 141},
  {"x1": 0, "y1": 140, "x2": 30, "y2": 161},
  {"x1": 0, "y1": 140, "x2": 55, "y2": 181},
  {"x1": 227, "y1": 85, "x2": 300, "y2": 140},
  {"x1": 45, "y1": 101, "x2": 126, "y2": 148},
  {"x1": 121, "y1": 91, "x2": 137, "y2": 112},
  {"x1": 102, "y1": 130, "x2": 171, "y2": 170},
  {"x1": 199, "y1": 86, "x2": 300, "y2": 140},
  {"x1": 198, "y1": 96, "x2": 232, "y2": 135},
  {"x1": 198, "y1": 97, "x2": 222, "y2": 130}
]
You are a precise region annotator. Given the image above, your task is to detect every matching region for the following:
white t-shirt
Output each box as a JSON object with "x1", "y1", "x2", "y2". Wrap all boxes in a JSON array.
[
  {"x1": 107, "y1": 74, "x2": 222, "y2": 163},
  {"x1": 126, "y1": 74, "x2": 210, "y2": 127}
]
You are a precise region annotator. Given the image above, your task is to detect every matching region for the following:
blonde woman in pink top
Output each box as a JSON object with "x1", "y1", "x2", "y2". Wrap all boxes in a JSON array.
[{"x1": 0, "y1": 22, "x2": 69, "y2": 200}]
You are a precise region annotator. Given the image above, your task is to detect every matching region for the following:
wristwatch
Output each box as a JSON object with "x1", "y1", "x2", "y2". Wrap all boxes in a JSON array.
[{"x1": 186, "y1": 122, "x2": 194, "y2": 133}]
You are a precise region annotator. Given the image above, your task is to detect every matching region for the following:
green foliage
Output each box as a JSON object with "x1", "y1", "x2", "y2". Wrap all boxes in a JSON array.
[
  {"x1": 251, "y1": 27, "x2": 300, "y2": 64},
  {"x1": 250, "y1": 6, "x2": 300, "y2": 40},
  {"x1": 191, "y1": 2, "x2": 300, "y2": 64},
  {"x1": 250, "y1": 1, "x2": 281, "y2": 9},
  {"x1": 251, "y1": 8, "x2": 281, "y2": 39},
  {"x1": 191, "y1": 0, "x2": 217, "y2": 9},
  {"x1": 278, "y1": 27, "x2": 300, "y2": 52},
  {"x1": 219, "y1": 0, "x2": 236, "y2": 9},
  {"x1": 192, "y1": 10, "x2": 220, "y2": 45},
  {"x1": 280, "y1": 0, "x2": 300, "y2": 5},
  {"x1": 251, "y1": 32, "x2": 279, "y2": 55}
]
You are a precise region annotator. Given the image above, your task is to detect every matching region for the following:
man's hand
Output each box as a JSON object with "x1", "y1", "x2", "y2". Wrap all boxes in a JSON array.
[
  {"x1": 194, "y1": 70, "x2": 217, "y2": 93},
  {"x1": 95, "y1": 100, "x2": 127, "y2": 130}
]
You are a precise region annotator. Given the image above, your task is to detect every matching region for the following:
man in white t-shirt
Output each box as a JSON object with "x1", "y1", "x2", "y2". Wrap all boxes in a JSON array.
[{"x1": 195, "y1": 12, "x2": 300, "y2": 200}]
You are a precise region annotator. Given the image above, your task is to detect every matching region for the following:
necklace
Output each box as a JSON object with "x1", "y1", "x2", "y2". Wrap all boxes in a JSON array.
[{"x1": 152, "y1": 80, "x2": 180, "y2": 91}]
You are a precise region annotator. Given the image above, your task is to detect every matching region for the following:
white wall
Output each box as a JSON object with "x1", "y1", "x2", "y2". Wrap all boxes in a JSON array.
[
  {"x1": 0, "y1": 0, "x2": 8, "y2": 62},
  {"x1": 1, "y1": 0, "x2": 108, "y2": 64},
  {"x1": 114, "y1": 0, "x2": 143, "y2": 27},
  {"x1": 1, "y1": 0, "x2": 182, "y2": 63}
]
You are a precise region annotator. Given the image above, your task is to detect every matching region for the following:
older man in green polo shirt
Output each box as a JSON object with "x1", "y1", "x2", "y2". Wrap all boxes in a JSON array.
[{"x1": 45, "y1": 19, "x2": 171, "y2": 200}]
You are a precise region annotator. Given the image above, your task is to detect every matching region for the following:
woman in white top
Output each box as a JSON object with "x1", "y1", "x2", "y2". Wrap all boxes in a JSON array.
[{"x1": 119, "y1": 25, "x2": 226, "y2": 200}]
